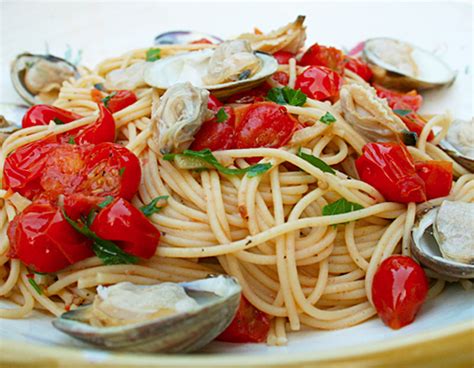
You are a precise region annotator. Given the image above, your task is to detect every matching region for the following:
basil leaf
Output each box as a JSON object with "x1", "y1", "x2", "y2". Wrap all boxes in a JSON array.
[
  {"x1": 322, "y1": 198, "x2": 364, "y2": 227},
  {"x1": 94, "y1": 83, "x2": 105, "y2": 91},
  {"x1": 28, "y1": 277, "x2": 43, "y2": 295},
  {"x1": 267, "y1": 87, "x2": 307, "y2": 106},
  {"x1": 320, "y1": 112, "x2": 336, "y2": 125},
  {"x1": 146, "y1": 48, "x2": 161, "y2": 62},
  {"x1": 53, "y1": 118, "x2": 65, "y2": 125},
  {"x1": 102, "y1": 91, "x2": 117, "y2": 108},
  {"x1": 297, "y1": 148, "x2": 335, "y2": 174},
  {"x1": 140, "y1": 195, "x2": 169, "y2": 217},
  {"x1": 216, "y1": 108, "x2": 228, "y2": 123},
  {"x1": 97, "y1": 196, "x2": 115, "y2": 209},
  {"x1": 164, "y1": 149, "x2": 271, "y2": 178},
  {"x1": 68, "y1": 137, "x2": 76, "y2": 145},
  {"x1": 393, "y1": 109, "x2": 412, "y2": 116},
  {"x1": 266, "y1": 88, "x2": 287, "y2": 105}
]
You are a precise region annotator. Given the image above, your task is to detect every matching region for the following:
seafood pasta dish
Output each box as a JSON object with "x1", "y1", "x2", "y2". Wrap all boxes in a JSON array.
[{"x1": 0, "y1": 16, "x2": 472, "y2": 352}]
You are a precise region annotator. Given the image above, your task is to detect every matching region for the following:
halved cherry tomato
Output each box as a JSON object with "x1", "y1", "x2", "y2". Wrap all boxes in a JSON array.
[
  {"x1": 372, "y1": 255, "x2": 428, "y2": 329},
  {"x1": 217, "y1": 296, "x2": 270, "y2": 343},
  {"x1": 270, "y1": 71, "x2": 289, "y2": 86},
  {"x1": 355, "y1": 142, "x2": 427, "y2": 203},
  {"x1": 7, "y1": 201, "x2": 93, "y2": 273},
  {"x1": 207, "y1": 94, "x2": 224, "y2": 111},
  {"x1": 399, "y1": 113, "x2": 434, "y2": 141},
  {"x1": 21, "y1": 105, "x2": 82, "y2": 128},
  {"x1": 272, "y1": 51, "x2": 295, "y2": 65},
  {"x1": 90, "y1": 198, "x2": 160, "y2": 259},
  {"x1": 344, "y1": 56, "x2": 373, "y2": 82},
  {"x1": 295, "y1": 66, "x2": 343, "y2": 102},
  {"x1": 234, "y1": 102, "x2": 297, "y2": 149},
  {"x1": 299, "y1": 44, "x2": 345, "y2": 74},
  {"x1": 190, "y1": 107, "x2": 235, "y2": 151},
  {"x1": 415, "y1": 161, "x2": 453, "y2": 200},
  {"x1": 104, "y1": 90, "x2": 138, "y2": 113},
  {"x1": 226, "y1": 84, "x2": 270, "y2": 104},
  {"x1": 375, "y1": 85, "x2": 423, "y2": 112},
  {"x1": 68, "y1": 104, "x2": 116, "y2": 145}
]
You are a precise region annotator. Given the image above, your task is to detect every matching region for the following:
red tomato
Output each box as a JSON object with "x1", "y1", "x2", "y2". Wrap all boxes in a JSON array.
[
  {"x1": 234, "y1": 102, "x2": 297, "y2": 149},
  {"x1": 207, "y1": 94, "x2": 224, "y2": 111},
  {"x1": 270, "y1": 71, "x2": 289, "y2": 86},
  {"x1": 69, "y1": 104, "x2": 116, "y2": 145},
  {"x1": 375, "y1": 85, "x2": 423, "y2": 112},
  {"x1": 7, "y1": 201, "x2": 93, "y2": 273},
  {"x1": 226, "y1": 84, "x2": 270, "y2": 104},
  {"x1": 90, "y1": 89, "x2": 104, "y2": 104},
  {"x1": 190, "y1": 38, "x2": 213, "y2": 44},
  {"x1": 295, "y1": 66, "x2": 343, "y2": 102},
  {"x1": 90, "y1": 198, "x2": 160, "y2": 259},
  {"x1": 105, "y1": 90, "x2": 138, "y2": 113},
  {"x1": 415, "y1": 161, "x2": 453, "y2": 200},
  {"x1": 344, "y1": 56, "x2": 373, "y2": 81},
  {"x1": 372, "y1": 255, "x2": 428, "y2": 329},
  {"x1": 272, "y1": 51, "x2": 295, "y2": 65},
  {"x1": 63, "y1": 193, "x2": 105, "y2": 220},
  {"x1": 400, "y1": 113, "x2": 434, "y2": 141},
  {"x1": 190, "y1": 107, "x2": 235, "y2": 151},
  {"x1": 21, "y1": 105, "x2": 82, "y2": 128},
  {"x1": 355, "y1": 142, "x2": 427, "y2": 203},
  {"x1": 217, "y1": 296, "x2": 270, "y2": 343},
  {"x1": 299, "y1": 44, "x2": 345, "y2": 73}
]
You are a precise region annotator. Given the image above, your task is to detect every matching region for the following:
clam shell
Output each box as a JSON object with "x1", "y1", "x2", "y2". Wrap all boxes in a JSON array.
[
  {"x1": 154, "y1": 31, "x2": 222, "y2": 45},
  {"x1": 438, "y1": 119, "x2": 474, "y2": 173}
]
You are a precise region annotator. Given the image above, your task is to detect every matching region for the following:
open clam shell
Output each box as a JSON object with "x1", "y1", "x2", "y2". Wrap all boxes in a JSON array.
[
  {"x1": 438, "y1": 118, "x2": 474, "y2": 172},
  {"x1": 52, "y1": 275, "x2": 241, "y2": 353},
  {"x1": 363, "y1": 38, "x2": 456, "y2": 91},
  {"x1": 154, "y1": 30, "x2": 222, "y2": 45}
]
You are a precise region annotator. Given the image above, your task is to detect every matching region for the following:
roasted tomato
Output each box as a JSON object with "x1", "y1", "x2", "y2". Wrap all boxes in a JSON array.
[
  {"x1": 68, "y1": 104, "x2": 116, "y2": 145},
  {"x1": 190, "y1": 107, "x2": 235, "y2": 151},
  {"x1": 375, "y1": 85, "x2": 423, "y2": 112},
  {"x1": 234, "y1": 102, "x2": 297, "y2": 149},
  {"x1": 270, "y1": 71, "x2": 289, "y2": 86},
  {"x1": 217, "y1": 296, "x2": 270, "y2": 343},
  {"x1": 399, "y1": 113, "x2": 434, "y2": 141},
  {"x1": 21, "y1": 105, "x2": 82, "y2": 128},
  {"x1": 299, "y1": 43, "x2": 345, "y2": 73},
  {"x1": 272, "y1": 51, "x2": 295, "y2": 65},
  {"x1": 104, "y1": 90, "x2": 138, "y2": 113},
  {"x1": 207, "y1": 94, "x2": 224, "y2": 111},
  {"x1": 7, "y1": 201, "x2": 93, "y2": 273},
  {"x1": 355, "y1": 142, "x2": 427, "y2": 203},
  {"x1": 372, "y1": 256, "x2": 429, "y2": 329},
  {"x1": 344, "y1": 56, "x2": 373, "y2": 81},
  {"x1": 226, "y1": 84, "x2": 270, "y2": 104},
  {"x1": 90, "y1": 198, "x2": 160, "y2": 259},
  {"x1": 295, "y1": 66, "x2": 343, "y2": 102},
  {"x1": 415, "y1": 161, "x2": 453, "y2": 200}
]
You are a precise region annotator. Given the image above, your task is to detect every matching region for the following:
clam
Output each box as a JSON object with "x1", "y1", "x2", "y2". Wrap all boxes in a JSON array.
[
  {"x1": 438, "y1": 118, "x2": 474, "y2": 172},
  {"x1": 411, "y1": 200, "x2": 474, "y2": 279},
  {"x1": 11, "y1": 53, "x2": 79, "y2": 105},
  {"x1": 363, "y1": 38, "x2": 456, "y2": 91},
  {"x1": 154, "y1": 30, "x2": 222, "y2": 45},
  {"x1": 52, "y1": 275, "x2": 241, "y2": 353},
  {"x1": 0, "y1": 103, "x2": 29, "y2": 144},
  {"x1": 144, "y1": 40, "x2": 278, "y2": 98}
]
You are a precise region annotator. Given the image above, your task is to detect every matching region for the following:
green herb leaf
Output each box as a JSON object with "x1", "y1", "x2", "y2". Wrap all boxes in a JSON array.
[
  {"x1": 119, "y1": 167, "x2": 126, "y2": 176},
  {"x1": 297, "y1": 148, "x2": 335, "y2": 174},
  {"x1": 164, "y1": 149, "x2": 272, "y2": 178},
  {"x1": 94, "y1": 83, "x2": 105, "y2": 91},
  {"x1": 401, "y1": 130, "x2": 418, "y2": 146},
  {"x1": 322, "y1": 198, "x2": 364, "y2": 227},
  {"x1": 320, "y1": 112, "x2": 336, "y2": 125},
  {"x1": 53, "y1": 118, "x2": 65, "y2": 125},
  {"x1": 102, "y1": 91, "x2": 117, "y2": 108},
  {"x1": 28, "y1": 277, "x2": 42, "y2": 295},
  {"x1": 140, "y1": 195, "x2": 169, "y2": 217},
  {"x1": 68, "y1": 137, "x2": 76, "y2": 145},
  {"x1": 393, "y1": 109, "x2": 412, "y2": 116},
  {"x1": 267, "y1": 87, "x2": 307, "y2": 106},
  {"x1": 266, "y1": 88, "x2": 287, "y2": 105},
  {"x1": 216, "y1": 108, "x2": 228, "y2": 123},
  {"x1": 97, "y1": 196, "x2": 115, "y2": 209},
  {"x1": 146, "y1": 48, "x2": 161, "y2": 62},
  {"x1": 63, "y1": 211, "x2": 138, "y2": 265}
]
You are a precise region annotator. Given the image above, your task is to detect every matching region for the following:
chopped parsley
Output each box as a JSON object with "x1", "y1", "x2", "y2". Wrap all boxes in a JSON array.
[
  {"x1": 68, "y1": 137, "x2": 76, "y2": 145},
  {"x1": 28, "y1": 277, "x2": 43, "y2": 295},
  {"x1": 97, "y1": 196, "x2": 115, "y2": 209},
  {"x1": 320, "y1": 112, "x2": 336, "y2": 125},
  {"x1": 267, "y1": 86, "x2": 307, "y2": 106},
  {"x1": 119, "y1": 167, "x2": 126, "y2": 176},
  {"x1": 140, "y1": 195, "x2": 169, "y2": 217},
  {"x1": 215, "y1": 108, "x2": 228, "y2": 123},
  {"x1": 146, "y1": 48, "x2": 161, "y2": 62},
  {"x1": 53, "y1": 118, "x2": 65, "y2": 125},
  {"x1": 102, "y1": 92, "x2": 117, "y2": 108}
]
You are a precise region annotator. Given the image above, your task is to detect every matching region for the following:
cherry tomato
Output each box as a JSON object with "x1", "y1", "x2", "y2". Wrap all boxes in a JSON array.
[
  {"x1": 234, "y1": 102, "x2": 297, "y2": 149},
  {"x1": 63, "y1": 193, "x2": 105, "y2": 220},
  {"x1": 372, "y1": 255, "x2": 428, "y2": 329},
  {"x1": 90, "y1": 198, "x2": 160, "y2": 259},
  {"x1": 226, "y1": 84, "x2": 270, "y2": 104},
  {"x1": 90, "y1": 89, "x2": 104, "y2": 104},
  {"x1": 399, "y1": 113, "x2": 434, "y2": 141},
  {"x1": 270, "y1": 71, "x2": 289, "y2": 86},
  {"x1": 69, "y1": 104, "x2": 116, "y2": 145},
  {"x1": 415, "y1": 161, "x2": 453, "y2": 200},
  {"x1": 355, "y1": 142, "x2": 427, "y2": 203},
  {"x1": 217, "y1": 296, "x2": 270, "y2": 343},
  {"x1": 344, "y1": 56, "x2": 373, "y2": 81},
  {"x1": 272, "y1": 51, "x2": 295, "y2": 65},
  {"x1": 299, "y1": 44, "x2": 345, "y2": 73},
  {"x1": 295, "y1": 66, "x2": 343, "y2": 102},
  {"x1": 207, "y1": 94, "x2": 224, "y2": 111},
  {"x1": 21, "y1": 105, "x2": 82, "y2": 129},
  {"x1": 375, "y1": 85, "x2": 423, "y2": 112},
  {"x1": 104, "y1": 90, "x2": 138, "y2": 113},
  {"x1": 190, "y1": 107, "x2": 235, "y2": 151},
  {"x1": 7, "y1": 201, "x2": 93, "y2": 273}
]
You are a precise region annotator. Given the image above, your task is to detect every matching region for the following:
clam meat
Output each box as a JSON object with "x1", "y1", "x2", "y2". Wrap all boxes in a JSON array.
[
  {"x1": 104, "y1": 61, "x2": 148, "y2": 91},
  {"x1": 439, "y1": 118, "x2": 474, "y2": 172},
  {"x1": 52, "y1": 275, "x2": 242, "y2": 353}
]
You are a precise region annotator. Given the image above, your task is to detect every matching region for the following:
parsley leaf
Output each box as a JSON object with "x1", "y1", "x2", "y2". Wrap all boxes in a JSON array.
[
  {"x1": 393, "y1": 109, "x2": 412, "y2": 116},
  {"x1": 163, "y1": 149, "x2": 271, "y2": 178},
  {"x1": 267, "y1": 87, "x2": 307, "y2": 106},
  {"x1": 53, "y1": 118, "x2": 65, "y2": 125},
  {"x1": 97, "y1": 196, "x2": 115, "y2": 209},
  {"x1": 119, "y1": 167, "x2": 126, "y2": 176},
  {"x1": 322, "y1": 198, "x2": 364, "y2": 227},
  {"x1": 146, "y1": 48, "x2": 161, "y2": 62},
  {"x1": 140, "y1": 195, "x2": 169, "y2": 217},
  {"x1": 63, "y1": 211, "x2": 138, "y2": 265},
  {"x1": 68, "y1": 137, "x2": 76, "y2": 145},
  {"x1": 216, "y1": 108, "x2": 228, "y2": 123},
  {"x1": 102, "y1": 92, "x2": 117, "y2": 108},
  {"x1": 297, "y1": 148, "x2": 335, "y2": 174},
  {"x1": 320, "y1": 112, "x2": 336, "y2": 125},
  {"x1": 28, "y1": 277, "x2": 42, "y2": 295}
]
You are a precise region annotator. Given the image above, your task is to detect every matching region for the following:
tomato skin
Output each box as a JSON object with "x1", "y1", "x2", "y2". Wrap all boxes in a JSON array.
[
  {"x1": 207, "y1": 94, "x2": 224, "y2": 111},
  {"x1": 344, "y1": 57, "x2": 373, "y2": 82},
  {"x1": 295, "y1": 66, "x2": 343, "y2": 102},
  {"x1": 356, "y1": 142, "x2": 427, "y2": 203},
  {"x1": 105, "y1": 90, "x2": 138, "y2": 113},
  {"x1": 90, "y1": 198, "x2": 160, "y2": 259},
  {"x1": 7, "y1": 201, "x2": 93, "y2": 273},
  {"x1": 226, "y1": 84, "x2": 270, "y2": 104},
  {"x1": 415, "y1": 161, "x2": 453, "y2": 200},
  {"x1": 372, "y1": 256, "x2": 428, "y2": 329},
  {"x1": 375, "y1": 85, "x2": 423, "y2": 112},
  {"x1": 299, "y1": 44, "x2": 345, "y2": 73},
  {"x1": 234, "y1": 102, "x2": 297, "y2": 149},
  {"x1": 270, "y1": 71, "x2": 289, "y2": 86},
  {"x1": 71, "y1": 104, "x2": 116, "y2": 145},
  {"x1": 21, "y1": 105, "x2": 82, "y2": 128},
  {"x1": 190, "y1": 107, "x2": 235, "y2": 151},
  {"x1": 400, "y1": 113, "x2": 434, "y2": 141},
  {"x1": 217, "y1": 296, "x2": 270, "y2": 343},
  {"x1": 272, "y1": 51, "x2": 295, "y2": 65}
]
